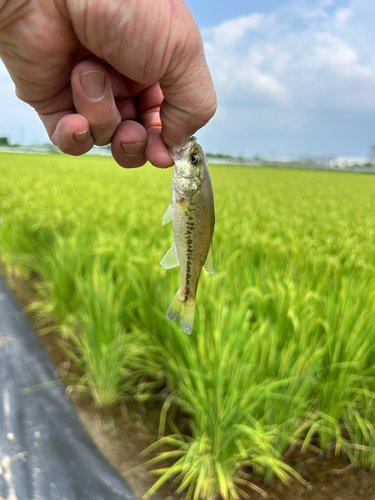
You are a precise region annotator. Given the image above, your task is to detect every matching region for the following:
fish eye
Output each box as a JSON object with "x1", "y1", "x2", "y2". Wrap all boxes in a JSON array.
[{"x1": 190, "y1": 153, "x2": 200, "y2": 165}]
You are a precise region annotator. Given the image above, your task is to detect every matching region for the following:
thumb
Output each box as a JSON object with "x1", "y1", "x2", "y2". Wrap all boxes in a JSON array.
[{"x1": 160, "y1": 21, "x2": 217, "y2": 147}]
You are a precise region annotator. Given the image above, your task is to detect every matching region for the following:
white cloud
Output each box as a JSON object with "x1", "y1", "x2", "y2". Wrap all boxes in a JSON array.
[
  {"x1": 238, "y1": 67, "x2": 287, "y2": 99},
  {"x1": 315, "y1": 32, "x2": 357, "y2": 66},
  {"x1": 204, "y1": 1, "x2": 375, "y2": 108},
  {"x1": 202, "y1": 0, "x2": 375, "y2": 156},
  {"x1": 335, "y1": 7, "x2": 351, "y2": 22},
  {"x1": 210, "y1": 14, "x2": 264, "y2": 49}
]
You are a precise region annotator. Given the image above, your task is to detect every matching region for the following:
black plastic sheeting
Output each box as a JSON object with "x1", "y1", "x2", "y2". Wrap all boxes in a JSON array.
[{"x1": 0, "y1": 274, "x2": 137, "y2": 500}]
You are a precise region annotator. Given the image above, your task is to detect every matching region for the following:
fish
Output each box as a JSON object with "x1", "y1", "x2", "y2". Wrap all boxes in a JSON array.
[{"x1": 160, "y1": 136, "x2": 215, "y2": 335}]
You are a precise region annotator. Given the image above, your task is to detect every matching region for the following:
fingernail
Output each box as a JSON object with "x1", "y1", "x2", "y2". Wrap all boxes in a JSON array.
[
  {"x1": 121, "y1": 142, "x2": 145, "y2": 156},
  {"x1": 80, "y1": 70, "x2": 106, "y2": 100},
  {"x1": 74, "y1": 129, "x2": 89, "y2": 142}
]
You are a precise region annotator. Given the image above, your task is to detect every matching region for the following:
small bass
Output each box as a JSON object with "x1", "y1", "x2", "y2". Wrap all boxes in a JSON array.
[{"x1": 161, "y1": 136, "x2": 215, "y2": 335}]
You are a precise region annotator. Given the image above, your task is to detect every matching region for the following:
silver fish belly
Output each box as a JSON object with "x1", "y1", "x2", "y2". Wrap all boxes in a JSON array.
[{"x1": 160, "y1": 136, "x2": 215, "y2": 335}]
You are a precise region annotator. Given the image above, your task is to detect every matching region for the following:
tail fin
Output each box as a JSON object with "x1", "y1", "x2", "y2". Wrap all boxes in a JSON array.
[{"x1": 166, "y1": 291, "x2": 196, "y2": 335}]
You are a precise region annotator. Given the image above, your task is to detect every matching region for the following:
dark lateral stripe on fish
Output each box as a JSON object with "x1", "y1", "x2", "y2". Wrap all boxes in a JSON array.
[{"x1": 162, "y1": 136, "x2": 215, "y2": 335}]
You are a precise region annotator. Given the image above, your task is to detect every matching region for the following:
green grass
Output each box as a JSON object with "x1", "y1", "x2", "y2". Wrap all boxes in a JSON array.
[{"x1": 1, "y1": 152, "x2": 375, "y2": 497}]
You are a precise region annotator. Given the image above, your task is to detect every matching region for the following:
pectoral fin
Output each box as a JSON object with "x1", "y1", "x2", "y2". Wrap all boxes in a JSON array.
[
  {"x1": 203, "y1": 243, "x2": 215, "y2": 274},
  {"x1": 160, "y1": 242, "x2": 179, "y2": 269},
  {"x1": 162, "y1": 204, "x2": 172, "y2": 225}
]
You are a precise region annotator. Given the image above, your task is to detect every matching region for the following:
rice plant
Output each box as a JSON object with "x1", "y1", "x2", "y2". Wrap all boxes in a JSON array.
[{"x1": 1, "y1": 152, "x2": 375, "y2": 497}]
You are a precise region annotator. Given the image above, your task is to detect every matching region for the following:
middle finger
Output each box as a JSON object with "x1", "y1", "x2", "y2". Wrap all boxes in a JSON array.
[{"x1": 71, "y1": 60, "x2": 121, "y2": 146}]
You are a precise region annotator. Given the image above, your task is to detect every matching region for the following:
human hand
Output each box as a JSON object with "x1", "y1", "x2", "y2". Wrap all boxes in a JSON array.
[{"x1": 0, "y1": 0, "x2": 216, "y2": 168}]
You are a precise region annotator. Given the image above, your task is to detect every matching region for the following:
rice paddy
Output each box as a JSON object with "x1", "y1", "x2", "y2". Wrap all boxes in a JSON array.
[{"x1": 1, "y1": 151, "x2": 375, "y2": 498}]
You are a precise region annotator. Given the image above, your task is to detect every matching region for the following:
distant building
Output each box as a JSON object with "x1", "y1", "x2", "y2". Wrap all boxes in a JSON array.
[
  {"x1": 299, "y1": 156, "x2": 335, "y2": 167},
  {"x1": 265, "y1": 155, "x2": 294, "y2": 163},
  {"x1": 369, "y1": 144, "x2": 375, "y2": 165},
  {"x1": 329, "y1": 156, "x2": 368, "y2": 168},
  {"x1": 298, "y1": 156, "x2": 368, "y2": 168}
]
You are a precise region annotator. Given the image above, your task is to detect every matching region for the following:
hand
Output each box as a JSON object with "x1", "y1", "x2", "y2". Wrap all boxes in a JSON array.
[{"x1": 0, "y1": 0, "x2": 216, "y2": 168}]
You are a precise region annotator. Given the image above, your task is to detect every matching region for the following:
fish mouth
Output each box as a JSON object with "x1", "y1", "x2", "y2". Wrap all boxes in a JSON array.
[{"x1": 169, "y1": 136, "x2": 197, "y2": 161}]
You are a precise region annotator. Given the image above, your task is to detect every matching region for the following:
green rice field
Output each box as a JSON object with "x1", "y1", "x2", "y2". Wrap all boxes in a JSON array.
[{"x1": 1, "y1": 152, "x2": 375, "y2": 498}]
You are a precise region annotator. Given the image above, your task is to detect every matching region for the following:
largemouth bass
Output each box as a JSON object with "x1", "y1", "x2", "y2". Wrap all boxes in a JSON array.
[{"x1": 161, "y1": 136, "x2": 215, "y2": 335}]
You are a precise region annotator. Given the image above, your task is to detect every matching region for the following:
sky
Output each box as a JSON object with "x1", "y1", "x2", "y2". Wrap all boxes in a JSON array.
[{"x1": 1, "y1": 0, "x2": 375, "y2": 158}]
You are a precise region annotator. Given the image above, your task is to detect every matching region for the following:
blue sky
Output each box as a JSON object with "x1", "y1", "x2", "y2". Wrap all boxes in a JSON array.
[
  {"x1": 1, "y1": 0, "x2": 375, "y2": 158},
  {"x1": 185, "y1": 0, "x2": 287, "y2": 28}
]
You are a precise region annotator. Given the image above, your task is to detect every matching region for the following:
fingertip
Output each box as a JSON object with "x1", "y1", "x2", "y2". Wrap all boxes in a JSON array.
[
  {"x1": 145, "y1": 126, "x2": 174, "y2": 168},
  {"x1": 73, "y1": 128, "x2": 89, "y2": 142},
  {"x1": 111, "y1": 120, "x2": 148, "y2": 168},
  {"x1": 159, "y1": 83, "x2": 217, "y2": 148},
  {"x1": 52, "y1": 114, "x2": 94, "y2": 155},
  {"x1": 159, "y1": 102, "x2": 197, "y2": 148},
  {"x1": 120, "y1": 142, "x2": 145, "y2": 156}
]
